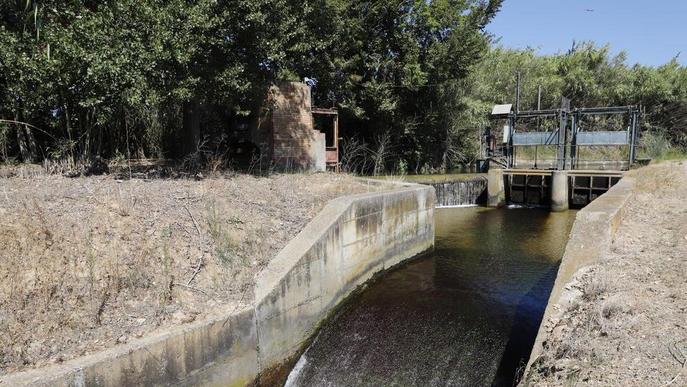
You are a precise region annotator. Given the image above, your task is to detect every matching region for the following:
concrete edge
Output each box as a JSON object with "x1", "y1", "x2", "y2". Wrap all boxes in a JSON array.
[
  {"x1": 522, "y1": 172, "x2": 638, "y2": 380},
  {"x1": 355, "y1": 177, "x2": 430, "y2": 188},
  {"x1": 407, "y1": 175, "x2": 488, "y2": 185},
  {"x1": 1, "y1": 180, "x2": 435, "y2": 387},
  {"x1": 255, "y1": 183, "x2": 432, "y2": 301},
  {"x1": 0, "y1": 306, "x2": 258, "y2": 386},
  {"x1": 252, "y1": 182, "x2": 436, "y2": 374},
  {"x1": 362, "y1": 175, "x2": 489, "y2": 186}
]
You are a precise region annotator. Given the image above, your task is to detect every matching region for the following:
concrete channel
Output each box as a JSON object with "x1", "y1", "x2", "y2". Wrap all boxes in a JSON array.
[
  {"x1": 1, "y1": 169, "x2": 636, "y2": 386},
  {"x1": 368, "y1": 169, "x2": 638, "y2": 385},
  {"x1": 483, "y1": 167, "x2": 638, "y2": 381}
]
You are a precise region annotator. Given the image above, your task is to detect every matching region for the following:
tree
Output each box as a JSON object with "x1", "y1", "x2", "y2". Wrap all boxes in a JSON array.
[{"x1": 303, "y1": 0, "x2": 503, "y2": 172}]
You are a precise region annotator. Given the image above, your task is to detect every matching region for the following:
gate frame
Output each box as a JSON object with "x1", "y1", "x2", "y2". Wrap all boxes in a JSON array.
[{"x1": 496, "y1": 102, "x2": 640, "y2": 170}]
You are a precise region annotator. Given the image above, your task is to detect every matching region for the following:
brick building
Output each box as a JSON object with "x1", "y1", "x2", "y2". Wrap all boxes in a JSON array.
[{"x1": 253, "y1": 82, "x2": 327, "y2": 172}]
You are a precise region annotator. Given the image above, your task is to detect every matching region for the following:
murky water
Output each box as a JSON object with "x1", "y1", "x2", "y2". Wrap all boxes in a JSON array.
[{"x1": 285, "y1": 207, "x2": 577, "y2": 387}]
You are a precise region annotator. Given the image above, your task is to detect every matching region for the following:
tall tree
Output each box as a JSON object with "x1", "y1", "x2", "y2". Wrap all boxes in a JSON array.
[{"x1": 303, "y1": 0, "x2": 502, "y2": 172}]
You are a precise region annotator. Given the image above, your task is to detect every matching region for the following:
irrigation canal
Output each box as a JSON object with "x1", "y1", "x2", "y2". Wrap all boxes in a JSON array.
[{"x1": 284, "y1": 206, "x2": 577, "y2": 386}]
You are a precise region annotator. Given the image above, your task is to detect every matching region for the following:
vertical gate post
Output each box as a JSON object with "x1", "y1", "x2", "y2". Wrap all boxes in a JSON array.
[
  {"x1": 570, "y1": 111, "x2": 578, "y2": 169},
  {"x1": 629, "y1": 107, "x2": 639, "y2": 165},
  {"x1": 488, "y1": 168, "x2": 506, "y2": 208},
  {"x1": 557, "y1": 97, "x2": 571, "y2": 171},
  {"x1": 551, "y1": 170, "x2": 569, "y2": 212},
  {"x1": 508, "y1": 115, "x2": 515, "y2": 168}
]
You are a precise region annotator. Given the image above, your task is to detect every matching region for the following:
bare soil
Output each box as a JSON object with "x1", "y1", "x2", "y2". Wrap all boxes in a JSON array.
[
  {"x1": 525, "y1": 161, "x2": 687, "y2": 386},
  {"x1": 0, "y1": 171, "x2": 383, "y2": 374}
]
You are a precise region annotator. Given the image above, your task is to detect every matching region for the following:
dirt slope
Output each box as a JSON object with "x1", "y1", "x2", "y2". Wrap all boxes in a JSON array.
[
  {"x1": 0, "y1": 172, "x2": 382, "y2": 374},
  {"x1": 525, "y1": 162, "x2": 687, "y2": 386}
]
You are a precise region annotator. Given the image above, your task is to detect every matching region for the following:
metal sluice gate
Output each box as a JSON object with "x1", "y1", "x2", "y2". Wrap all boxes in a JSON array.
[
  {"x1": 481, "y1": 98, "x2": 640, "y2": 209},
  {"x1": 502, "y1": 169, "x2": 624, "y2": 208},
  {"x1": 486, "y1": 100, "x2": 640, "y2": 171}
]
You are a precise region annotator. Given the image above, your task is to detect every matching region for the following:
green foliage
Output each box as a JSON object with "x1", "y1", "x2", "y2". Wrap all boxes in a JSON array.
[
  {"x1": 0, "y1": 0, "x2": 329, "y2": 161},
  {"x1": 640, "y1": 131, "x2": 687, "y2": 161},
  {"x1": 0, "y1": 1, "x2": 684, "y2": 170},
  {"x1": 463, "y1": 43, "x2": 687, "y2": 156},
  {"x1": 307, "y1": 0, "x2": 503, "y2": 172},
  {"x1": 0, "y1": 0, "x2": 503, "y2": 170}
]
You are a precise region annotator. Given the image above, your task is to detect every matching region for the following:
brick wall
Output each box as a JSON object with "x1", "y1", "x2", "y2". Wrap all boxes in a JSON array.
[{"x1": 266, "y1": 82, "x2": 325, "y2": 171}]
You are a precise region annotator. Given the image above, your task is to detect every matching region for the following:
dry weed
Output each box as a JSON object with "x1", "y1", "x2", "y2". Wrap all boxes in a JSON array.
[
  {"x1": 0, "y1": 172, "x2": 381, "y2": 373},
  {"x1": 206, "y1": 200, "x2": 242, "y2": 269},
  {"x1": 581, "y1": 271, "x2": 609, "y2": 301},
  {"x1": 589, "y1": 296, "x2": 628, "y2": 337}
]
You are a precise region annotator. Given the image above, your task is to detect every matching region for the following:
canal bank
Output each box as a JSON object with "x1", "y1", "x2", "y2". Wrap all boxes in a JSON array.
[
  {"x1": 523, "y1": 162, "x2": 687, "y2": 386},
  {"x1": 0, "y1": 181, "x2": 435, "y2": 387},
  {"x1": 522, "y1": 168, "x2": 636, "y2": 382}
]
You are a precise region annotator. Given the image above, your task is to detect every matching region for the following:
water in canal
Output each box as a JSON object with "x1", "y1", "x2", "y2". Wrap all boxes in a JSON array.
[{"x1": 285, "y1": 207, "x2": 577, "y2": 387}]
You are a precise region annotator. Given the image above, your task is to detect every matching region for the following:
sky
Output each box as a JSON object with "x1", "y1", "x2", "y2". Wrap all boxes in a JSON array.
[{"x1": 486, "y1": 0, "x2": 687, "y2": 67}]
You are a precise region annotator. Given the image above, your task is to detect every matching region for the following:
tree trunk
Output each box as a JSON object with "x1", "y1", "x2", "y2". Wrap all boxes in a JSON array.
[
  {"x1": 16, "y1": 125, "x2": 30, "y2": 162},
  {"x1": 26, "y1": 125, "x2": 38, "y2": 160},
  {"x1": 84, "y1": 109, "x2": 92, "y2": 158},
  {"x1": 15, "y1": 111, "x2": 37, "y2": 163},
  {"x1": 182, "y1": 99, "x2": 201, "y2": 155}
]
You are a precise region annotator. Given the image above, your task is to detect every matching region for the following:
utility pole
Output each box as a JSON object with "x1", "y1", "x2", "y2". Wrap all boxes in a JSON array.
[
  {"x1": 537, "y1": 85, "x2": 542, "y2": 110},
  {"x1": 537, "y1": 84, "x2": 542, "y2": 130},
  {"x1": 515, "y1": 72, "x2": 521, "y2": 114}
]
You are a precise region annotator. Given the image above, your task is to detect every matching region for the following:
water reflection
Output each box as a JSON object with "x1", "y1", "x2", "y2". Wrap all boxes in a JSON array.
[{"x1": 287, "y1": 207, "x2": 576, "y2": 387}]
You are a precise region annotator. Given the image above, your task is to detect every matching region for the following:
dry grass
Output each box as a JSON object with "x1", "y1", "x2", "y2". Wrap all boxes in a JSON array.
[
  {"x1": 581, "y1": 272, "x2": 610, "y2": 302},
  {"x1": 0, "y1": 172, "x2": 384, "y2": 374}
]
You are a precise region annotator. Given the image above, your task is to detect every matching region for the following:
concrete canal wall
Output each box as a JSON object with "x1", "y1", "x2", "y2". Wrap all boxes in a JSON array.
[
  {"x1": 523, "y1": 171, "x2": 637, "y2": 378},
  {"x1": 253, "y1": 183, "x2": 435, "y2": 380},
  {"x1": 429, "y1": 177, "x2": 487, "y2": 207},
  {"x1": 403, "y1": 175, "x2": 487, "y2": 207},
  {"x1": 1, "y1": 183, "x2": 435, "y2": 387}
]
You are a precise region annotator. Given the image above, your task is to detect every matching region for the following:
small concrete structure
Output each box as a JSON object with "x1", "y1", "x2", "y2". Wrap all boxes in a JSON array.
[
  {"x1": 254, "y1": 82, "x2": 327, "y2": 172},
  {"x1": 487, "y1": 169, "x2": 506, "y2": 207},
  {"x1": 550, "y1": 170, "x2": 569, "y2": 212},
  {"x1": 422, "y1": 177, "x2": 487, "y2": 207},
  {"x1": 1, "y1": 182, "x2": 435, "y2": 387}
]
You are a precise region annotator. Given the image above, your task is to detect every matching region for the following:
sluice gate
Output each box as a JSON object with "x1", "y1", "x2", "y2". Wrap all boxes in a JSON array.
[
  {"x1": 488, "y1": 169, "x2": 624, "y2": 210},
  {"x1": 483, "y1": 98, "x2": 634, "y2": 211}
]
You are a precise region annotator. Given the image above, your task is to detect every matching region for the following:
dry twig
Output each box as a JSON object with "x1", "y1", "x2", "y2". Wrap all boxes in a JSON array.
[
  {"x1": 183, "y1": 205, "x2": 205, "y2": 285},
  {"x1": 186, "y1": 258, "x2": 204, "y2": 286},
  {"x1": 184, "y1": 205, "x2": 201, "y2": 237},
  {"x1": 664, "y1": 340, "x2": 687, "y2": 386},
  {"x1": 172, "y1": 282, "x2": 210, "y2": 296}
]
